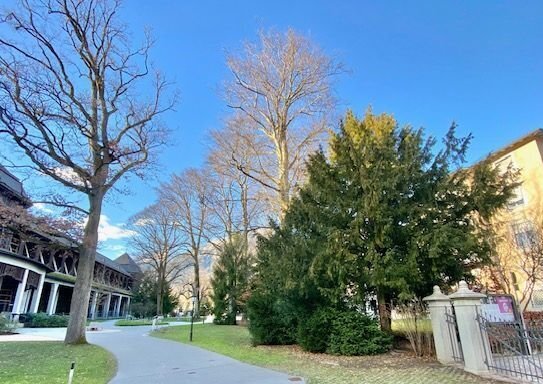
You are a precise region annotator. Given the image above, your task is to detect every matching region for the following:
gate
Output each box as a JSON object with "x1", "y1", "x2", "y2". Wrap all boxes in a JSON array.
[
  {"x1": 477, "y1": 311, "x2": 543, "y2": 382},
  {"x1": 445, "y1": 306, "x2": 464, "y2": 363}
]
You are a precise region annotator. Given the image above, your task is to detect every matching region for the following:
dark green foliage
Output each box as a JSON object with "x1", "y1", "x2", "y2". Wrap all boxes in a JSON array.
[
  {"x1": 247, "y1": 291, "x2": 297, "y2": 345},
  {"x1": 131, "y1": 271, "x2": 179, "y2": 317},
  {"x1": 248, "y1": 108, "x2": 514, "y2": 349},
  {"x1": 23, "y1": 313, "x2": 69, "y2": 328},
  {"x1": 328, "y1": 311, "x2": 393, "y2": 356},
  {"x1": 297, "y1": 307, "x2": 336, "y2": 353},
  {"x1": 211, "y1": 235, "x2": 251, "y2": 325}
]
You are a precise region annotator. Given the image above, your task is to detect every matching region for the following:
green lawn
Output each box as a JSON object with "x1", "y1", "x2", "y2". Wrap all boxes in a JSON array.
[
  {"x1": 0, "y1": 342, "x2": 116, "y2": 384},
  {"x1": 114, "y1": 319, "x2": 169, "y2": 326},
  {"x1": 152, "y1": 324, "x2": 499, "y2": 384},
  {"x1": 391, "y1": 318, "x2": 432, "y2": 334}
]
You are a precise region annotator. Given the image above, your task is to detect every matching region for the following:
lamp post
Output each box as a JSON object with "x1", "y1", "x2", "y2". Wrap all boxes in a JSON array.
[{"x1": 189, "y1": 295, "x2": 196, "y2": 342}]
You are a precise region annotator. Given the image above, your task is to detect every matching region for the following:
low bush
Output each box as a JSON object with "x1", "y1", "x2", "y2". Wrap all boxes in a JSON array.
[
  {"x1": 297, "y1": 307, "x2": 335, "y2": 353},
  {"x1": 328, "y1": 310, "x2": 393, "y2": 356},
  {"x1": 23, "y1": 313, "x2": 69, "y2": 328},
  {"x1": 0, "y1": 314, "x2": 18, "y2": 333}
]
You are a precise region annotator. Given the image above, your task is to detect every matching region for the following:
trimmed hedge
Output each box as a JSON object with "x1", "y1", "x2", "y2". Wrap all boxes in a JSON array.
[{"x1": 23, "y1": 313, "x2": 69, "y2": 328}]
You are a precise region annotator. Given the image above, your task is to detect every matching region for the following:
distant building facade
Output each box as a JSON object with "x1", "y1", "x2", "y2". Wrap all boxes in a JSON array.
[
  {"x1": 480, "y1": 129, "x2": 543, "y2": 311},
  {"x1": 0, "y1": 166, "x2": 140, "y2": 319}
]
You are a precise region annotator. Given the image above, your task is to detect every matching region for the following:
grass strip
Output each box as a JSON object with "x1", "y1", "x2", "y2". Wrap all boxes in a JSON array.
[
  {"x1": 114, "y1": 319, "x2": 169, "y2": 326},
  {"x1": 0, "y1": 341, "x2": 116, "y2": 384}
]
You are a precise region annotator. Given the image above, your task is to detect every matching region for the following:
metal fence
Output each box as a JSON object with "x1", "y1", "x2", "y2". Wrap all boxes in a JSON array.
[
  {"x1": 445, "y1": 307, "x2": 464, "y2": 363},
  {"x1": 477, "y1": 311, "x2": 543, "y2": 382}
]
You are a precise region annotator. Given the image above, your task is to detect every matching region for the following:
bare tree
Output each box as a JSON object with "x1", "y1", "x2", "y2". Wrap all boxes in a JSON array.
[
  {"x1": 160, "y1": 169, "x2": 212, "y2": 317},
  {"x1": 130, "y1": 203, "x2": 191, "y2": 315},
  {"x1": 207, "y1": 140, "x2": 266, "y2": 251},
  {"x1": 482, "y1": 220, "x2": 543, "y2": 312},
  {"x1": 224, "y1": 29, "x2": 343, "y2": 216},
  {"x1": 0, "y1": 0, "x2": 173, "y2": 343}
]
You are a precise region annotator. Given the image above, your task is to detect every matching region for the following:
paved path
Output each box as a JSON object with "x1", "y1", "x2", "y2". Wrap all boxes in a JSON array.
[
  {"x1": 87, "y1": 321, "x2": 303, "y2": 384},
  {"x1": 7, "y1": 320, "x2": 303, "y2": 383}
]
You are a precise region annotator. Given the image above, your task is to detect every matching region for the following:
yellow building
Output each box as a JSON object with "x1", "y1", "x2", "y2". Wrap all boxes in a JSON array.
[{"x1": 480, "y1": 129, "x2": 543, "y2": 312}]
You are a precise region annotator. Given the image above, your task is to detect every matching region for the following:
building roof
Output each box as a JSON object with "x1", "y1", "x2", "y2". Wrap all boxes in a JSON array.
[
  {"x1": 485, "y1": 129, "x2": 543, "y2": 163},
  {"x1": 0, "y1": 165, "x2": 31, "y2": 207},
  {"x1": 95, "y1": 252, "x2": 132, "y2": 276},
  {"x1": 113, "y1": 252, "x2": 142, "y2": 276}
]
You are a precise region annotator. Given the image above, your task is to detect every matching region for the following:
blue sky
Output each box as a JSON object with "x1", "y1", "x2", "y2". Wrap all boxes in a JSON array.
[{"x1": 5, "y1": 1, "x2": 543, "y2": 258}]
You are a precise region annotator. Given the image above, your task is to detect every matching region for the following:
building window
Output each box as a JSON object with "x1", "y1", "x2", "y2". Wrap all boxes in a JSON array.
[
  {"x1": 507, "y1": 185, "x2": 525, "y2": 210},
  {"x1": 532, "y1": 290, "x2": 543, "y2": 308},
  {"x1": 512, "y1": 222, "x2": 536, "y2": 250}
]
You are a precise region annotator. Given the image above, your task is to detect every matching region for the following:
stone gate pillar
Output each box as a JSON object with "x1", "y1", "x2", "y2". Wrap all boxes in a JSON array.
[
  {"x1": 449, "y1": 280, "x2": 489, "y2": 375},
  {"x1": 423, "y1": 285, "x2": 456, "y2": 365}
]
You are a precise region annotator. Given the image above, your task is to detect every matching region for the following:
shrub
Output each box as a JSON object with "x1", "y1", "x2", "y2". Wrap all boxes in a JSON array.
[
  {"x1": 247, "y1": 292, "x2": 297, "y2": 345},
  {"x1": 23, "y1": 313, "x2": 69, "y2": 328},
  {"x1": 0, "y1": 314, "x2": 18, "y2": 333},
  {"x1": 394, "y1": 301, "x2": 435, "y2": 357},
  {"x1": 297, "y1": 307, "x2": 336, "y2": 353},
  {"x1": 328, "y1": 310, "x2": 393, "y2": 356}
]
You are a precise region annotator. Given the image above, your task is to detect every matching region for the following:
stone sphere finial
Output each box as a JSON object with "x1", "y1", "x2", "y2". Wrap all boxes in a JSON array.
[
  {"x1": 449, "y1": 280, "x2": 486, "y2": 300},
  {"x1": 423, "y1": 285, "x2": 450, "y2": 302}
]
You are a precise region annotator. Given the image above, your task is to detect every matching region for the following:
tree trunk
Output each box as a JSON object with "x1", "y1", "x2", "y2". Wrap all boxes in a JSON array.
[
  {"x1": 241, "y1": 183, "x2": 249, "y2": 246},
  {"x1": 228, "y1": 295, "x2": 236, "y2": 325},
  {"x1": 277, "y1": 135, "x2": 290, "y2": 218},
  {"x1": 156, "y1": 286, "x2": 162, "y2": 316},
  {"x1": 193, "y1": 262, "x2": 200, "y2": 318},
  {"x1": 64, "y1": 191, "x2": 104, "y2": 344},
  {"x1": 377, "y1": 288, "x2": 391, "y2": 333}
]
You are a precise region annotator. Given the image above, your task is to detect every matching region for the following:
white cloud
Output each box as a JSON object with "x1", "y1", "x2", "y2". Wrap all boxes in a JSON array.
[
  {"x1": 97, "y1": 215, "x2": 135, "y2": 242},
  {"x1": 53, "y1": 167, "x2": 86, "y2": 187},
  {"x1": 32, "y1": 202, "x2": 55, "y2": 214},
  {"x1": 99, "y1": 242, "x2": 128, "y2": 254}
]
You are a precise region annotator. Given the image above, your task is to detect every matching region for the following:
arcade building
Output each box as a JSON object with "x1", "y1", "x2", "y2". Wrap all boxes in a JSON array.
[{"x1": 0, "y1": 166, "x2": 140, "y2": 319}]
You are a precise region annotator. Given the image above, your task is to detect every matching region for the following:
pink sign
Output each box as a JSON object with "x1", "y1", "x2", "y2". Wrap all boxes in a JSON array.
[{"x1": 495, "y1": 296, "x2": 513, "y2": 314}]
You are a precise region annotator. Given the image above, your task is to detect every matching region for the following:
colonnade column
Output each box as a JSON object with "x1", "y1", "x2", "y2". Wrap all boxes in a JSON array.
[
  {"x1": 29, "y1": 273, "x2": 45, "y2": 313},
  {"x1": 89, "y1": 291, "x2": 98, "y2": 320},
  {"x1": 114, "y1": 294, "x2": 122, "y2": 317},
  {"x1": 105, "y1": 293, "x2": 112, "y2": 318},
  {"x1": 12, "y1": 269, "x2": 29, "y2": 320},
  {"x1": 46, "y1": 283, "x2": 59, "y2": 315}
]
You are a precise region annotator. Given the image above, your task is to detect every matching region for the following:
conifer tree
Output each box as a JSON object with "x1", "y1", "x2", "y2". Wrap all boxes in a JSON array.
[
  {"x1": 249, "y1": 109, "x2": 514, "y2": 334},
  {"x1": 211, "y1": 235, "x2": 251, "y2": 324}
]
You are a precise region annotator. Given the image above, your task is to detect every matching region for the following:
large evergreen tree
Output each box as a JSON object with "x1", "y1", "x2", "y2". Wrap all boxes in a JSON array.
[{"x1": 249, "y1": 109, "x2": 514, "y2": 336}]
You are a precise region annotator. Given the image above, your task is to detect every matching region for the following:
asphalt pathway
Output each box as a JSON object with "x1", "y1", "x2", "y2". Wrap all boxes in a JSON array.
[{"x1": 87, "y1": 321, "x2": 303, "y2": 384}]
